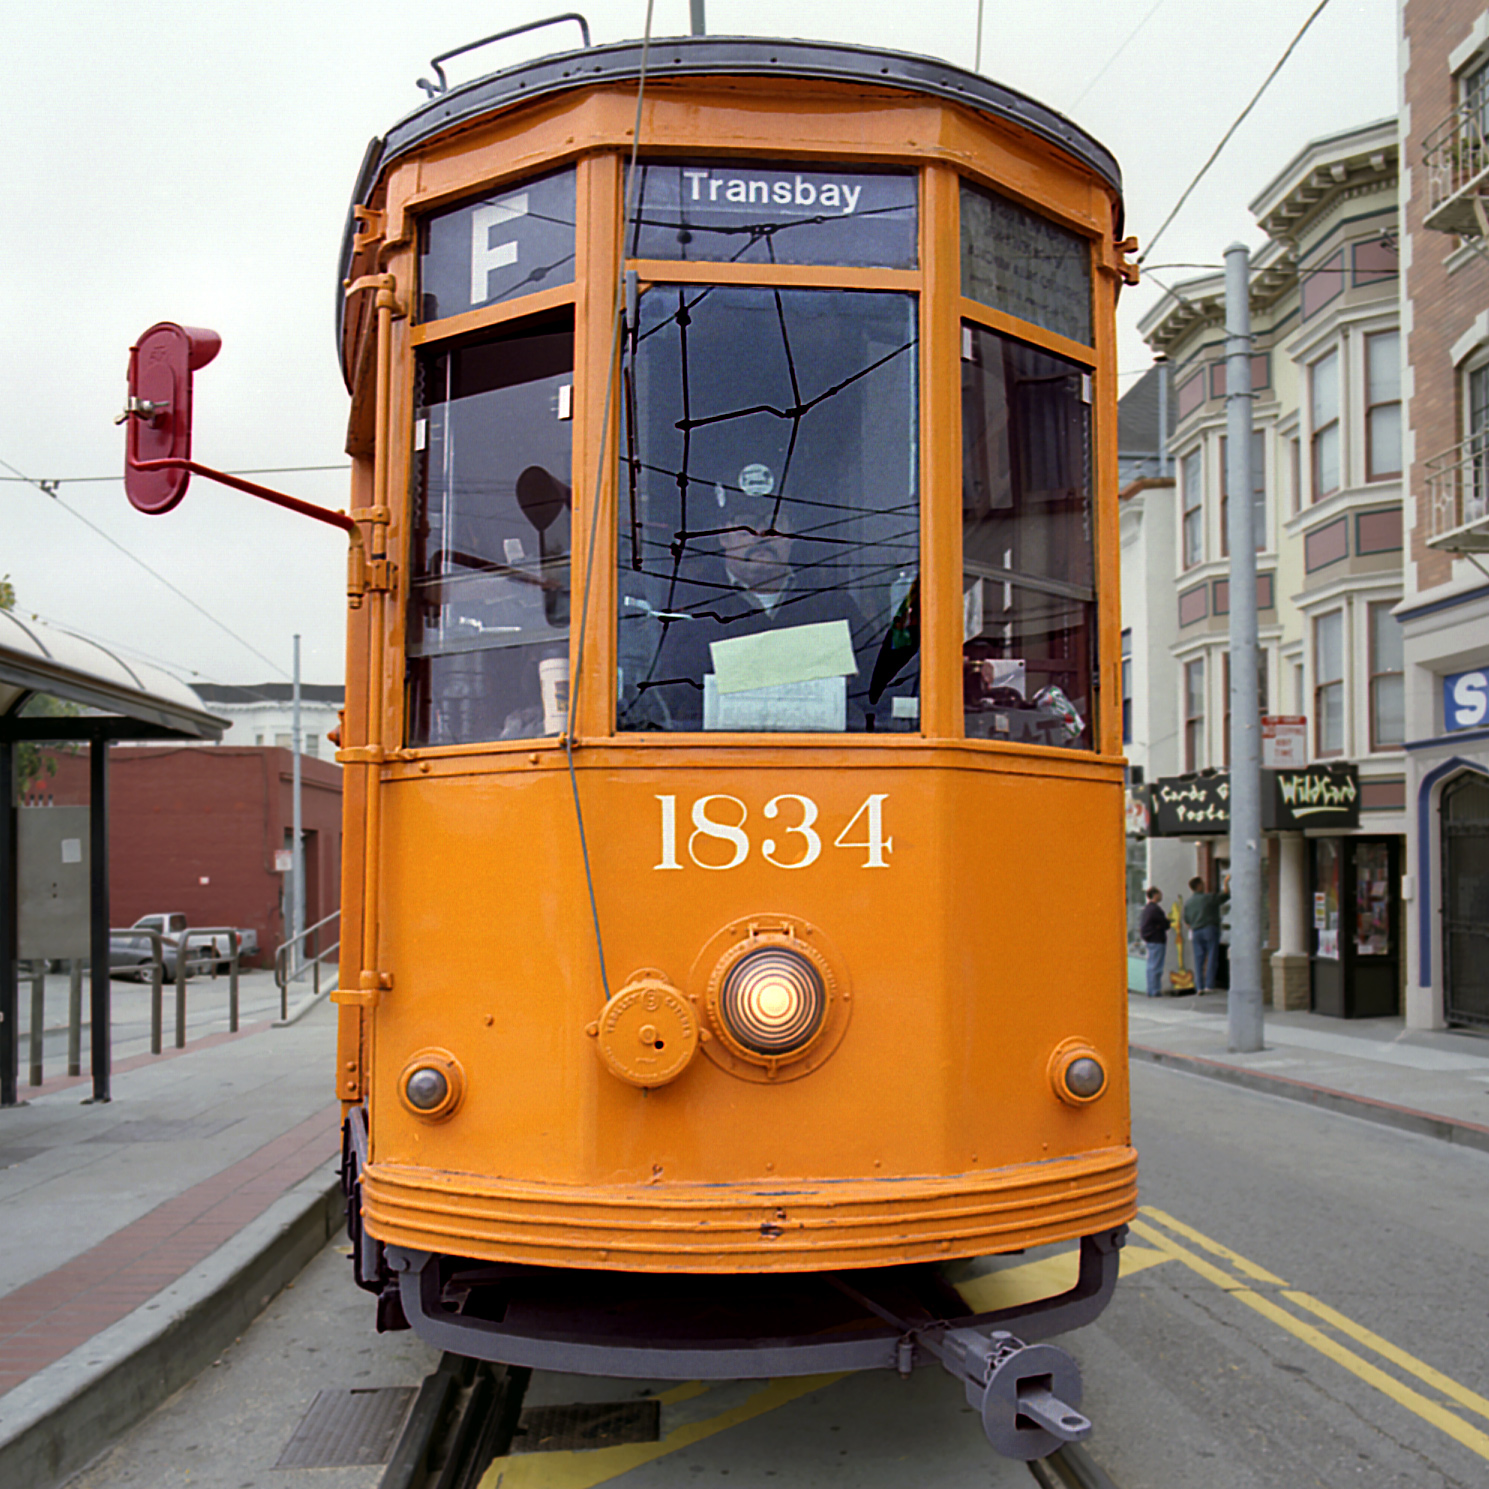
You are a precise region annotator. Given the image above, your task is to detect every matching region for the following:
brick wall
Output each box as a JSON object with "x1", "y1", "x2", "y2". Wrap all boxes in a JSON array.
[
  {"x1": 21, "y1": 746, "x2": 342, "y2": 961},
  {"x1": 1403, "y1": 0, "x2": 1489, "y2": 594}
]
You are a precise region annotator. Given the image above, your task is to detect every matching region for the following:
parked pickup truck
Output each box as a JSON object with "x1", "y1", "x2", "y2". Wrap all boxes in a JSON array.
[{"x1": 109, "y1": 913, "x2": 260, "y2": 979}]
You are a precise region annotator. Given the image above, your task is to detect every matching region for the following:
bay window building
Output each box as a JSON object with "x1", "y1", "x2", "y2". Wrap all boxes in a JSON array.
[{"x1": 1134, "y1": 118, "x2": 1405, "y2": 1016}]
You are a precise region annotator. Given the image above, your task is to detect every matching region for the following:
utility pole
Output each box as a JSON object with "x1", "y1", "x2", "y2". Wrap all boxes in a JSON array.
[
  {"x1": 690, "y1": 2, "x2": 706, "y2": 37},
  {"x1": 1224, "y1": 244, "x2": 1264, "y2": 1053},
  {"x1": 291, "y1": 634, "x2": 304, "y2": 973}
]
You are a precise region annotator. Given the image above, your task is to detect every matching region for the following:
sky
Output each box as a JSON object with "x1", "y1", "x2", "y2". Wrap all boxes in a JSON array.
[{"x1": 1, "y1": 0, "x2": 1399, "y2": 689}]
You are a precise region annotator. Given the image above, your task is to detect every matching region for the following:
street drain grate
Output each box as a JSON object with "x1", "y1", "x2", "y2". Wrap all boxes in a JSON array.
[
  {"x1": 511, "y1": 1399, "x2": 662, "y2": 1453},
  {"x1": 274, "y1": 1386, "x2": 416, "y2": 1469}
]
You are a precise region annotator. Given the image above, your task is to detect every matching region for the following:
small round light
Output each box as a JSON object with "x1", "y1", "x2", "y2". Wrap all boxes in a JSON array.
[
  {"x1": 718, "y1": 947, "x2": 826, "y2": 1056},
  {"x1": 1064, "y1": 1057, "x2": 1105, "y2": 1099},
  {"x1": 405, "y1": 1066, "x2": 449, "y2": 1111}
]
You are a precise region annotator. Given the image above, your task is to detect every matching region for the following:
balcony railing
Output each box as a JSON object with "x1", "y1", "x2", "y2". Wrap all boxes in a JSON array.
[
  {"x1": 1423, "y1": 98, "x2": 1489, "y2": 237},
  {"x1": 1424, "y1": 430, "x2": 1489, "y2": 551}
]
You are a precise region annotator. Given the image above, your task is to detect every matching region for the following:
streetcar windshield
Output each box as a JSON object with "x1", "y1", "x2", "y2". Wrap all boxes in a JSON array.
[{"x1": 617, "y1": 285, "x2": 920, "y2": 733}]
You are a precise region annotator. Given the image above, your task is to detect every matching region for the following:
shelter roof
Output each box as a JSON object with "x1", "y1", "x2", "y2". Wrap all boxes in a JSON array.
[{"x1": 0, "y1": 611, "x2": 225, "y2": 739}]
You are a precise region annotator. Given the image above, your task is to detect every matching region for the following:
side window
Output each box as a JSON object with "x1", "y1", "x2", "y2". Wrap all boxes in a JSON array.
[
  {"x1": 961, "y1": 324, "x2": 1095, "y2": 751},
  {"x1": 405, "y1": 314, "x2": 574, "y2": 747}
]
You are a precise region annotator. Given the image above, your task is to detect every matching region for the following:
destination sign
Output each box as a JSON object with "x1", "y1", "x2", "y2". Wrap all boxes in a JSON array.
[
  {"x1": 420, "y1": 166, "x2": 576, "y2": 322},
  {"x1": 628, "y1": 161, "x2": 917, "y2": 268}
]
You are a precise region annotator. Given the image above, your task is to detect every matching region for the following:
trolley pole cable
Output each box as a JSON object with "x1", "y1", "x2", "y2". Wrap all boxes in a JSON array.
[{"x1": 564, "y1": 0, "x2": 657, "y2": 1003}]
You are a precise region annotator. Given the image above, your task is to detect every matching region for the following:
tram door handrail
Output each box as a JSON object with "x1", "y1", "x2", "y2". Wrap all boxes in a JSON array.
[
  {"x1": 416, "y1": 13, "x2": 592, "y2": 96},
  {"x1": 274, "y1": 908, "x2": 341, "y2": 1019}
]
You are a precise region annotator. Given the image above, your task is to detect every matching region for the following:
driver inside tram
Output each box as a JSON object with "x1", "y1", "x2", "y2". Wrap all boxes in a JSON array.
[{"x1": 622, "y1": 466, "x2": 869, "y2": 730}]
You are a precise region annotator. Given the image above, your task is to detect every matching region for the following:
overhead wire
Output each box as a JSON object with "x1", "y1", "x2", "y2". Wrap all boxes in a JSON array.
[
  {"x1": 1067, "y1": 0, "x2": 1167, "y2": 111},
  {"x1": 564, "y1": 0, "x2": 658, "y2": 1003},
  {"x1": 1139, "y1": 0, "x2": 1334, "y2": 265},
  {"x1": 1, "y1": 454, "x2": 291, "y2": 679}
]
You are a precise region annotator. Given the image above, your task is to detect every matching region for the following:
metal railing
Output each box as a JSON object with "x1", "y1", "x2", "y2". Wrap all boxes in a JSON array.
[
  {"x1": 1424, "y1": 430, "x2": 1489, "y2": 551},
  {"x1": 274, "y1": 908, "x2": 340, "y2": 1019},
  {"x1": 173, "y1": 927, "x2": 243, "y2": 1047},
  {"x1": 1424, "y1": 96, "x2": 1489, "y2": 236}
]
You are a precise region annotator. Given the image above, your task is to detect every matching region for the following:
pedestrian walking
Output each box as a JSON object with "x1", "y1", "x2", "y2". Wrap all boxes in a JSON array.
[
  {"x1": 1138, "y1": 887, "x2": 1169, "y2": 998},
  {"x1": 1182, "y1": 875, "x2": 1230, "y2": 994}
]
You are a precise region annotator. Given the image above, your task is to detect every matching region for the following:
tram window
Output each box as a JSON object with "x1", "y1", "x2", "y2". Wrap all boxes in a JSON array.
[
  {"x1": 419, "y1": 167, "x2": 576, "y2": 323},
  {"x1": 405, "y1": 313, "x2": 574, "y2": 747},
  {"x1": 962, "y1": 322, "x2": 1096, "y2": 751},
  {"x1": 960, "y1": 183, "x2": 1092, "y2": 347},
  {"x1": 618, "y1": 285, "x2": 919, "y2": 733},
  {"x1": 628, "y1": 162, "x2": 917, "y2": 269}
]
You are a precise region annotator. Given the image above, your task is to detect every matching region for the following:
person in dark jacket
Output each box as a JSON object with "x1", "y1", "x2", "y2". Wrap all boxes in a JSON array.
[
  {"x1": 1139, "y1": 887, "x2": 1169, "y2": 998},
  {"x1": 1182, "y1": 875, "x2": 1230, "y2": 994}
]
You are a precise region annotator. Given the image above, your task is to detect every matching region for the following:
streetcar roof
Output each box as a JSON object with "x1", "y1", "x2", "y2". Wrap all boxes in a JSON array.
[{"x1": 337, "y1": 36, "x2": 1122, "y2": 359}]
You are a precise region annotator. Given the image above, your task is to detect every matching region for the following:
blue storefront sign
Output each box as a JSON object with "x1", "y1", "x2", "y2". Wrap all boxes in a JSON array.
[{"x1": 1444, "y1": 668, "x2": 1489, "y2": 732}]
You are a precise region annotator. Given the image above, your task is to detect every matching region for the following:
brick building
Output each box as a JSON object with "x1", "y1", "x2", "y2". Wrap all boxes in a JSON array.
[
  {"x1": 23, "y1": 746, "x2": 341, "y2": 962},
  {"x1": 1399, "y1": 0, "x2": 1489, "y2": 1030}
]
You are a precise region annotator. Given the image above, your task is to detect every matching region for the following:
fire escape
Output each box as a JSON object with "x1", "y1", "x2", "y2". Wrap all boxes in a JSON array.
[{"x1": 1422, "y1": 92, "x2": 1489, "y2": 552}]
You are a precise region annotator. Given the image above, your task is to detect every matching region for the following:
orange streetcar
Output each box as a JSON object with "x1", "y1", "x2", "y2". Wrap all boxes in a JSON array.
[{"x1": 124, "y1": 16, "x2": 1137, "y2": 1460}]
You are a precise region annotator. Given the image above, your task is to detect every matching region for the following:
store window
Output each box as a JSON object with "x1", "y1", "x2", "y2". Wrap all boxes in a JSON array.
[
  {"x1": 1311, "y1": 349, "x2": 1340, "y2": 501},
  {"x1": 1365, "y1": 331, "x2": 1401, "y2": 480},
  {"x1": 1313, "y1": 838, "x2": 1341, "y2": 961},
  {"x1": 1219, "y1": 429, "x2": 1266, "y2": 554},
  {"x1": 1314, "y1": 609, "x2": 1344, "y2": 757},
  {"x1": 1183, "y1": 656, "x2": 1205, "y2": 771},
  {"x1": 1368, "y1": 601, "x2": 1404, "y2": 750},
  {"x1": 406, "y1": 313, "x2": 575, "y2": 747},
  {"x1": 1181, "y1": 447, "x2": 1203, "y2": 568},
  {"x1": 617, "y1": 286, "x2": 919, "y2": 733},
  {"x1": 961, "y1": 325, "x2": 1095, "y2": 750}
]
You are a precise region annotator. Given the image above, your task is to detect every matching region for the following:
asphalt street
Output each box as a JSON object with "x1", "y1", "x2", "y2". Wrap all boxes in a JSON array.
[{"x1": 56, "y1": 1059, "x2": 1489, "y2": 1489}]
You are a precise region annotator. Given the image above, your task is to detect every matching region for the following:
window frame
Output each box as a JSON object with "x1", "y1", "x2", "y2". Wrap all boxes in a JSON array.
[
  {"x1": 1181, "y1": 446, "x2": 1204, "y2": 569},
  {"x1": 1310, "y1": 347, "x2": 1341, "y2": 503},
  {"x1": 1364, "y1": 329, "x2": 1402, "y2": 482},
  {"x1": 1367, "y1": 599, "x2": 1404, "y2": 752},
  {"x1": 1183, "y1": 655, "x2": 1205, "y2": 772},
  {"x1": 1313, "y1": 608, "x2": 1345, "y2": 758}
]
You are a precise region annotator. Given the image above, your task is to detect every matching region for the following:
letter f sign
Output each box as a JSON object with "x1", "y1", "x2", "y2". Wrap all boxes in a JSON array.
[{"x1": 470, "y1": 193, "x2": 529, "y2": 305}]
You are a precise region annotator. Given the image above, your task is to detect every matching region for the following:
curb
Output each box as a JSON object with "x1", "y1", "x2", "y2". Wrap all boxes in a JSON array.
[
  {"x1": 1130, "y1": 1044, "x2": 1489, "y2": 1156},
  {"x1": 0, "y1": 1162, "x2": 344, "y2": 1489}
]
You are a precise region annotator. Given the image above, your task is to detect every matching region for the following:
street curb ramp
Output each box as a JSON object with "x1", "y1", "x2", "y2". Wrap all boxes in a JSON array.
[{"x1": 0, "y1": 1162, "x2": 343, "y2": 1489}]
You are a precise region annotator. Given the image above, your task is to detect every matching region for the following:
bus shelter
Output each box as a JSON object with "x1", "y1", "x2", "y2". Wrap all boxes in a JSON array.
[{"x1": 0, "y1": 609, "x2": 225, "y2": 1104}]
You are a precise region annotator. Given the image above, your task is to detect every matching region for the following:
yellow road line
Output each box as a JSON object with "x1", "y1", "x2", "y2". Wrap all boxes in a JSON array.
[
  {"x1": 1282, "y1": 1290, "x2": 1489, "y2": 1426},
  {"x1": 1141, "y1": 1207, "x2": 1489, "y2": 1425},
  {"x1": 1140, "y1": 1205, "x2": 1287, "y2": 1284},
  {"x1": 481, "y1": 1373, "x2": 847, "y2": 1489},
  {"x1": 1130, "y1": 1218, "x2": 1489, "y2": 1463}
]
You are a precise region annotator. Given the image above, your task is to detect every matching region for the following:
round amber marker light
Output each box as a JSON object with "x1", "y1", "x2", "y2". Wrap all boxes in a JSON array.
[{"x1": 718, "y1": 947, "x2": 827, "y2": 1056}]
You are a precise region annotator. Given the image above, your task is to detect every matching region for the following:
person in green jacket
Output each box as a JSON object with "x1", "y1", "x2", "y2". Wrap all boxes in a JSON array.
[{"x1": 1183, "y1": 875, "x2": 1230, "y2": 994}]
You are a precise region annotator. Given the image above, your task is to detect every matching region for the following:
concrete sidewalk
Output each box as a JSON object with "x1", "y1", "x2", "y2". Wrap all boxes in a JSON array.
[
  {"x1": 1129, "y1": 990, "x2": 1489, "y2": 1152},
  {"x1": 0, "y1": 971, "x2": 343, "y2": 1489}
]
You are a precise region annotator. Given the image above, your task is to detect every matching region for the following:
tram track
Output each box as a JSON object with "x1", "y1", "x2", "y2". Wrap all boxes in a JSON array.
[{"x1": 378, "y1": 1351, "x2": 1125, "y2": 1489}]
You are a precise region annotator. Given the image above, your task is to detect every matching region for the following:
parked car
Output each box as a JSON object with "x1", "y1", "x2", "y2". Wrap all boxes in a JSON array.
[{"x1": 109, "y1": 914, "x2": 258, "y2": 979}]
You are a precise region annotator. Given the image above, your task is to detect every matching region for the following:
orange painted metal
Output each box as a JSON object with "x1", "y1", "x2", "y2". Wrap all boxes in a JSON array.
[{"x1": 337, "y1": 60, "x2": 1135, "y2": 1275}]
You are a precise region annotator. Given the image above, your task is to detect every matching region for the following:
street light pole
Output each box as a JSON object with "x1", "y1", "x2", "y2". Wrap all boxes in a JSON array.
[
  {"x1": 1224, "y1": 243, "x2": 1264, "y2": 1053},
  {"x1": 291, "y1": 634, "x2": 304, "y2": 973}
]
